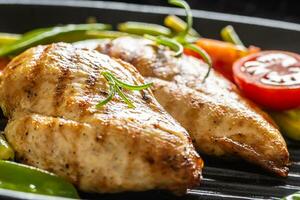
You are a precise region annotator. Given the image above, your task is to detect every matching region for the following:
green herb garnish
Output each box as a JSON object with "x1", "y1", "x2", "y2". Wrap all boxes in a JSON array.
[
  {"x1": 167, "y1": 0, "x2": 212, "y2": 81},
  {"x1": 184, "y1": 43, "x2": 212, "y2": 82},
  {"x1": 168, "y1": 0, "x2": 192, "y2": 38},
  {"x1": 96, "y1": 71, "x2": 152, "y2": 108},
  {"x1": 144, "y1": 34, "x2": 183, "y2": 57}
]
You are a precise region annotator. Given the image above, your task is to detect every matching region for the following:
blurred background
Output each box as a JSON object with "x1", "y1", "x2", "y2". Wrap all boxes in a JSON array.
[{"x1": 96, "y1": 0, "x2": 300, "y2": 23}]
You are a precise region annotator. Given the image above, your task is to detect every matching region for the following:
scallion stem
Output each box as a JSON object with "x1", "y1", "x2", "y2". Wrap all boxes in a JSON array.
[
  {"x1": 168, "y1": 0, "x2": 192, "y2": 37},
  {"x1": 144, "y1": 34, "x2": 183, "y2": 57},
  {"x1": 164, "y1": 15, "x2": 199, "y2": 37},
  {"x1": 221, "y1": 25, "x2": 245, "y2": 47},
  {"x1": 184, "y1": 43, "x2": 212, "y2": 82}
]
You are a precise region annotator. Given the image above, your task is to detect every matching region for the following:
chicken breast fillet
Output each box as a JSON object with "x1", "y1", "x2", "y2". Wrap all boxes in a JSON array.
[
  {"x1": 0, "y1": 43, "x2": 203, "y2": 193},
  {"x1": 95, "y1": 36, "x2": 289, "y2": 176}
]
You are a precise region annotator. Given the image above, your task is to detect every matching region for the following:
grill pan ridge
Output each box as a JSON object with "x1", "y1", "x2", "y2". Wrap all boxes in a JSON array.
[{"x1": 0, "y1": 1, "x2": 300, "y2": 199}]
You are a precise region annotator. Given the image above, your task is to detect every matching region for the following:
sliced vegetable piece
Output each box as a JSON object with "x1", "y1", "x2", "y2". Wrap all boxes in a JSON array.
[
  {"x1": 0, "y1": 134, "x2": 14, "y2": 160},
  {"x1": 164, "y1": 15, "x2": 199, "y2": 37},
  {"x1": 270, "y1": 109, "x2": 300, "y2": 141},
  {"x1": 117, "y1": 22, "x2": 171, "y2": 36},
  {"x1": 233, "y1": 51, "x2": 300, "y2": 110},
  {"x1": 0, "y1": 23, "x2": 111, "y2": 56},
  {"x1": 221, "y1": 25, "x2": 245, "y2": 48},
  {"x1": 168, "y1": 0, "x2": 192, "y2": 37},
  {"x1": 0, "y1": 160, "x2": 79, "y2": 198},
  {"x1": 0, "y1": 33, "x2": 20, "y2": 46}
]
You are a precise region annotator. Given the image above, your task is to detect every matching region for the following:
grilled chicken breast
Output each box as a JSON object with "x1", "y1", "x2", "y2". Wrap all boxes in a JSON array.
[
  {"x1": 0, "y1": 43, "x2": 203, "y2": 193},
  {"x1": 95, "y1": 36, "x2": 289, "y2": 176}
]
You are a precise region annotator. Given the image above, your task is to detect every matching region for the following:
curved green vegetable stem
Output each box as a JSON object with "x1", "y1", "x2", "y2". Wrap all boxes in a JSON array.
[
  {"x1": 0, "y1": 160, "x2": 79, "y2": 198},
  {"x1": 97, "y1": 71, "x2": 152, "y2": 108},
  {"x1": 0, "y1": 23, "x2": 111, "y2": 57},
  {"x1": 144, "y1": 34, "x2": 183, "y2": 57},
  {"x1": 221, "y1": 25, "x2": 245, "y2": 48},
  {"x1": 0, "y1": 134, "x2": 14, "y2": 160},
  {"x1": 184, "y1": 43, "x2": 212, "y2": 82},
  {"x1": 168, "y1": 0, "x2": 192, "y2": 37},
  {"x1": 117, "y1": 22, "x2": 171, "y2": 36}
]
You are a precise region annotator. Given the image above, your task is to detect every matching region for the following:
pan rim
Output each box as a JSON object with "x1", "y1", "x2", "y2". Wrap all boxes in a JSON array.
[{"x1": 0, "y1": 0, "x2": 300, "y2": 32}]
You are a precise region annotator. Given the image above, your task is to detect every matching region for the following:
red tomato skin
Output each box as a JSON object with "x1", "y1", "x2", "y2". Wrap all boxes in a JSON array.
[{"x1": 233, "y1": 51, "x2": 300, "y2": 111}]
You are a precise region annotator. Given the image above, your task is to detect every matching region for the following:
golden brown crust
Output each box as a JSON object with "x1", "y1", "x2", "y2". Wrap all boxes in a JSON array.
[
  {"x1": 0, "y1": 43, "x2": 203, "y2": 193},
  {"x1": 96, "y1": 36, "x2": 289, "y2": 176}
]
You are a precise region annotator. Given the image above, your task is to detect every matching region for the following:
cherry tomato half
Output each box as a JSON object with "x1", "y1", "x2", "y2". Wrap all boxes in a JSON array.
[{"x1": 233, "y1": 51, "x2": 300, "y2": 110}]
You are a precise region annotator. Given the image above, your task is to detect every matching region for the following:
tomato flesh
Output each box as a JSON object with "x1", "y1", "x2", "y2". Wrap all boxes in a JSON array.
[{"x1": 233, "y1": 51, "x2": 300, "y2": 110}]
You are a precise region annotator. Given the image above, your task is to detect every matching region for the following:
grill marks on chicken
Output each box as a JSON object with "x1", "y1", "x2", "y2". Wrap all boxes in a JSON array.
[
  {"x1": 0, "y1": 43, "x2": 203, "y2": 193},
  {"x1": 96, "y1": 37, "x2": 289, "y2": 176}
]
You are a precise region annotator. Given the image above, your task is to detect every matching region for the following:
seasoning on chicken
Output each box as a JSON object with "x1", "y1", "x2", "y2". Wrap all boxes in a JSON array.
[
  {"x1": 0, "y1": 43, "x2": 203, "y2": 194},
  {"x1": 95, "y1": 36, "x2": 289, "y2": 176}
]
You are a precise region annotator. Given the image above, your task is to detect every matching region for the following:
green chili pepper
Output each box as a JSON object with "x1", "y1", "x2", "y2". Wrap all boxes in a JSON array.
[
  {"x1": 0, "y1": 134, "x2": 14, "y2": 160},
  {"x1": 0, "y1": 23, "x2": 111, "y2": 57},
  {"x1": 0, "y1": 33, "x2": 20, "y2": 46},
  {"x1": 221, "y1": 25, "x2": 245, "y2": 47},
  {"x1": 117, "y1": 21, "x2": 171, "y2": 36},
  {"x1": 0, "y1": 160, "x2": 79, "y2": 198}
]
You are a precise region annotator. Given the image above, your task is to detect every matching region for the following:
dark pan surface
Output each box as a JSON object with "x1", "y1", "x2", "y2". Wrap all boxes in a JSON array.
[{"x1": 1, "y1": 1, "x2": 300, "y2": 199}]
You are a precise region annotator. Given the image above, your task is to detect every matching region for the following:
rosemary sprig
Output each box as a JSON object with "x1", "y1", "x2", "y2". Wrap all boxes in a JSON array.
[{"x1": 96, "y1": 71, "x2": 152, "y2": 108}]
